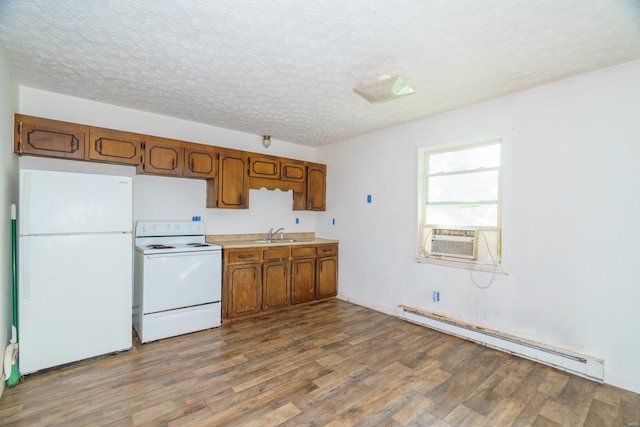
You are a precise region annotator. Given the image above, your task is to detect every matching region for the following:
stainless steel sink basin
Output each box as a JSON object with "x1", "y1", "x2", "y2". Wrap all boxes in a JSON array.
[{"x1": 252, "y1": 238, "x2": 308, "y2": 244}]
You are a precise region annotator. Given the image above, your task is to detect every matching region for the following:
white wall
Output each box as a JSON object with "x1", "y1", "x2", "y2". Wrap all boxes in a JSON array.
[
  {"x1": 317, "y1": 60, "x2": 640, "y2": 394},
  {"x1": 0, "y1": 45, "x2": 19, "y2": 395},
  {"x1": 18, "y1": 88, "x2": 318, "y2": 235}
]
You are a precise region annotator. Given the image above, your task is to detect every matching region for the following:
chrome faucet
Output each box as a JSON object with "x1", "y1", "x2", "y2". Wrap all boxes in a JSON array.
[{"x1": 267, "y1": 227, "x2": 285, "y2": 240}]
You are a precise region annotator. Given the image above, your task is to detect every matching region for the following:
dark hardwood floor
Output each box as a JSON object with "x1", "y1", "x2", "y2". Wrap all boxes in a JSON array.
[{"x1": 0, "y1": 299, "x2": 638, "y2": 426}]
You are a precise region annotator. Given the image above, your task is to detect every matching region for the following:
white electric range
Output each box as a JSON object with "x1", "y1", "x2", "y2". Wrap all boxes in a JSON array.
[{"x1": 133, "y1": 221, "x2": 222, "y2": 343}]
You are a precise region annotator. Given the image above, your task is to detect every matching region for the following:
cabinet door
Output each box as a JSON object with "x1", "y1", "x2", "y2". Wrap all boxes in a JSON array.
[
  {"x1": 307, "y1": 163, "x2": 326, "y2": 211},
  {"x1": 281, "y1": 160, "x2": 306, "y2": 182},
  {"x1": 88, "y1": 128, "x2": 142, "y2": 165},
  {"x1": 141, "y1": 140, "x2": 184, "y2": 176},
  {"x1": 249, "y1": 156, "x2": 280, "y2": 179},
  {"x1": 291, "y1": 257, "x2": 316, "y2": 304},
  {"x1": 15, "y1": 114, "x2": 87, "y2": 160},
  {"x1": 263, "y1": 260, "x2": 290, "y2": 311},
  {"x1": 217, "y1": 152, "x2": 249, "y2": 208},
  {"x1": 226, "y1": 263, "x2": 262, "y2": 320},
  {"x1": 184, "y1": 146, "x2": 217, "y2": 179},
  {"x1": 316, "y1": 256, "x2": 338, "y2": 299}
]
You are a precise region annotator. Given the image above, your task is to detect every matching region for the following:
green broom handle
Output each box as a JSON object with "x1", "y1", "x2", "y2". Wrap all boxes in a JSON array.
[{"x1": 11, "y1": 204, "x2": 17, "y2": 337}]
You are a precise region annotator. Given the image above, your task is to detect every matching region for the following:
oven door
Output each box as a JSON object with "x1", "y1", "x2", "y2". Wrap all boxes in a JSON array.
[{"x1": 141, "y1": 250, "x2": 221, "y2": 313}]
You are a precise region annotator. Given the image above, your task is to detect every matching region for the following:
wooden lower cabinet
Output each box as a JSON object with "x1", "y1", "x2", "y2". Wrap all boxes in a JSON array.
[
  {"x1": 225, "y1": 262, "x2": 262, "y2": 320},
  {"x1": 263, "y1": 260, "x2": 290, "y2": 311},
  {"x1": 223, "y1": 243, "x2": 338, "y2": 322},
  {"x1": 291, "y1": 257, "x2": 316, "y2": 304},
  {"x1": 316, "y1": 255, "x2": 338, "y2": 299}
]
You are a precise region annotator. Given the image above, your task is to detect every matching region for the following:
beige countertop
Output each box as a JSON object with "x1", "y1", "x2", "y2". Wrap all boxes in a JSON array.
[{"x1": 206, "y1": 232, "x2": 339, "y2": 249}]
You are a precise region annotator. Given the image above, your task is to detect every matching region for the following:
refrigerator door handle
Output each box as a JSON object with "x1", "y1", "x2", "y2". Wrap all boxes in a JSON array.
[{"x1": 21, "y1": 238, "x2": 30, "y2": 299}]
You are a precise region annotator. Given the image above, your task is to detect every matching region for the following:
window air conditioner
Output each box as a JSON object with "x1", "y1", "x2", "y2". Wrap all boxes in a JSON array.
[{"x1": 431, "y1": 228, "x2": 478, "y2": 260}]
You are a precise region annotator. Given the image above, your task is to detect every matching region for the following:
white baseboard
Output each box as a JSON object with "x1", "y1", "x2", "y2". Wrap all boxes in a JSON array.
[
  {"x1": 400, "y1": 305, "x2": 604, "y2": 383},
  {"x1": 336, "y1": 294, "x2": 398, "y2": 317}
]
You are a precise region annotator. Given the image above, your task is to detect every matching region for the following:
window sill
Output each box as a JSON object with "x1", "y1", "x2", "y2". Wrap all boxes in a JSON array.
[{"x1": 416, "y1": 256, "x2": 509, "y2": 275}]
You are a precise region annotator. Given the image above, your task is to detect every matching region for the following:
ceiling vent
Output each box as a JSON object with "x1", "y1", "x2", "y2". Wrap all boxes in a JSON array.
[{"x1": 353, "y1": 75, "x2": 414, "y2": 103}]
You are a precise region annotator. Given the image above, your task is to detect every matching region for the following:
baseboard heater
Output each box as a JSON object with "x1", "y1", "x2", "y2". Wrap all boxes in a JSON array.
[{"x1": 399, "y1": 305, "x2": 604, "y2": 383}]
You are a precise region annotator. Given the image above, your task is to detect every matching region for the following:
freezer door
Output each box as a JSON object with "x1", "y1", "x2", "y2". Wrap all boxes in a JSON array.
[
  {"x1": 18, "y1": 233, "x2": 133, "y2": 374},
  {"x1": 20, "y1": 169, "x2": 132, "y2": 235}
]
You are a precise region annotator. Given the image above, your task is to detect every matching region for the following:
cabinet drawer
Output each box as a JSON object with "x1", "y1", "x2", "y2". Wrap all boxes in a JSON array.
[
  {"x1": 317, "y1": 245, "x2": 338, "y2": 256},
  {"x1": 227, "y1": 249, "x2": 262, "y2": 263},
  {"x1": 263, "y1": 247, "x2": 290, "y2": 260},
  {"x1": 292, "y1": 246, "x2": 316, "y2": 258}
]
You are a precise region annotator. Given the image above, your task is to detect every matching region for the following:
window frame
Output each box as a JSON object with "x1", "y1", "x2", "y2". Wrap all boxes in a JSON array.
[{"x1": 416, "y1": 136, "x2": 508, "y2": 274}]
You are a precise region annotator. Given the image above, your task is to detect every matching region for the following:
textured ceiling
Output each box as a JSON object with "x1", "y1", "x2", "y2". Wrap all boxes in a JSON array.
[{"x1": 1, "y1": 1, "x2": 640, "y2": 147}]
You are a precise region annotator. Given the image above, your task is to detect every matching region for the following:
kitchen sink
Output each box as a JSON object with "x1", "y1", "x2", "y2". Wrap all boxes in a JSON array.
[{"x1": 252, "y1": 238, "x2": 309, "y2": 244}]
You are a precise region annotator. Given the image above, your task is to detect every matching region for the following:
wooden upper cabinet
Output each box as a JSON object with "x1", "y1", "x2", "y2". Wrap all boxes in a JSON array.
[
  {"x1": 307, "y1": 163, "x2": 327, "y2": 211},
  {"x1": 184, "y1": 145, "x2": 217, "y2": 179},
  {"x1": 88, "y1": 127, "x2": 142, "y2": 165},
  {"x1": 14, "y1": 114, "x2": 329, "y2": 211},
  {"x1": 15, "y1": 114, "x2": 87, "y2": 160},
  {"x1": 214, "y1": 151, "x2": 249, "y2": 209},
  {"x1": 140, "y1": 138, "x2": 184, "y2": 176},
  {"x1": 249, "y1": 157, "x2": 306, "y2": 182},
  {"x1": 281, "y1": 160, "x2": 306, "y2": 182},
  {"x1": 249, "y1": 156, "x2": 280, "y2": 179}
]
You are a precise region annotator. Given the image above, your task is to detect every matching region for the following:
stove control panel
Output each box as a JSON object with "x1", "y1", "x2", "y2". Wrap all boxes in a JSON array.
[{"x1": 135, "y1": 221, "x2": 206, "y2": 237}]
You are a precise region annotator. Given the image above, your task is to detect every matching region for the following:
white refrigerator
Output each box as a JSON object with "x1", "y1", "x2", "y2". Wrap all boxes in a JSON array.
[{"x1": 19, "y1": 169, "x2": 133, "y2": 374}]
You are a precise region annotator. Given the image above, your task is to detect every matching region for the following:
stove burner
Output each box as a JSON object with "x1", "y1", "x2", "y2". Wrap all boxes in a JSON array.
[
  {"x1": 147, "y1": 244, "x2": 175, "y2": 249},
  {"x1": 187, "y1": 243, "x2": 210, "y2": 247}
]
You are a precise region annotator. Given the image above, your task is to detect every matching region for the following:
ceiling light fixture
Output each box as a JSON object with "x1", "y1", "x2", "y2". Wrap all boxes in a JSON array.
[
  {"x1": 262, "y1": 135, "x2": 271, "y2": 148},
  {"x1": 353, "y1": 75, "x2": 414, "y2": 103}
]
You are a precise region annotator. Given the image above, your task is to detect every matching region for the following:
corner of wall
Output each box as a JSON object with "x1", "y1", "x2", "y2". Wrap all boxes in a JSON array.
[{"x1": 0, "y1": 43, "x2": 19, "y2": 401}]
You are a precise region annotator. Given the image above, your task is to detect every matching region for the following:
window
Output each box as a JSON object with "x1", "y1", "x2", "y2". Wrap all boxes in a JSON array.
[{"x1": 417, "y1": 139, "x2": 503, "y2": 269}]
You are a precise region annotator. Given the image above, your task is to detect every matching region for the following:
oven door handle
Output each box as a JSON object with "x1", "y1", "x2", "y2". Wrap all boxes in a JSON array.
[{"x1": 144, "y1": 251, "x2": 220, "y2": 258}]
